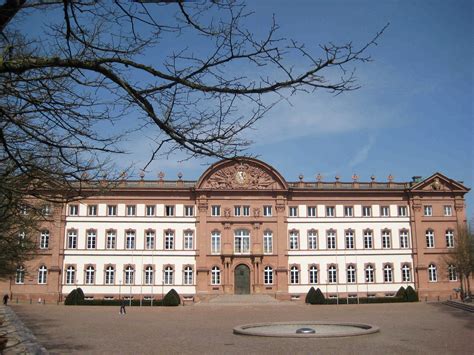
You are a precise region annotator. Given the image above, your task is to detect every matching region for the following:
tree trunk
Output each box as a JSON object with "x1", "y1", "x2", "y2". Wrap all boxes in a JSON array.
[{"x1": 0, "y1": 0, "x2": 26, "y2": 32}]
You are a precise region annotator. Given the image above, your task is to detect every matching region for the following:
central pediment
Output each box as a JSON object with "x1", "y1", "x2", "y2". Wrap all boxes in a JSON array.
[{"x1": 196, "y1": 158, "x2": 287, "y2": 190}]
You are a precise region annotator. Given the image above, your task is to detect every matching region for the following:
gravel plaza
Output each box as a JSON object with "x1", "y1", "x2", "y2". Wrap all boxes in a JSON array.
[{"x1": 8, "y1": 301, "x2": 474, "y2": 354}]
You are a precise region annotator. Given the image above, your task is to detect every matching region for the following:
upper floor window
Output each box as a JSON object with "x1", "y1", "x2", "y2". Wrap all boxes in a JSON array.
[
  {"x1": 398, "y1": 206, "x2": 408, "y2": 217},
  {"x1": 365, "y1": 265, "x2": 374, "y2": 283},
  {"x1": 145, "y1": 230, "x2": 155, "y2": 249},
  {"x1": 264, "y1": 266, "x2": 273, "y2": 285},
  {"x1": 146, "y1": 205, "x2": 156, "y2": 216},
  {"x1": 211, "y1": 205, "x2": 220, "y2": 216},
  {"x1": 66, "y1": 266, "x2": 75, "y2": 285},
  {"x1": 308, "y1": 230, "x2": 318, "y2": 250},
  {"x1": 183, "y1": 266, "x2": 193, "y2": 285},
  {"x1": 346, "y1": 265, "x2": 356, "y2": 283},
  {"x1": 107, "y1": 205, "x2": 117, "y2": 216},
  {"x1": 165, "y1": 205, "x2": 175, "y2": 217},
  {"x1": 383, "y1": 264, "x2": 393, "y2": 283},
  {"x1": 446, "y1": 230, "x2": 454, "y2": 248},
  {"x1": 211, "y1": 231, "x2": 221, "y2": 254},
  {"x1": 428, "y1": 264, "x2": 437, "y2": 282},
  {"x1": 326, "y1": 206, "x2": 335, "y2": 217},
  {"x1": 426, "y1": 230, "x2": 435, "y2": 248},
  {"x1": 184, "y1": 206, "x2": 194, "y2": 217},
  {"x1": 289, "y1": 206, "x2": 298, "y2": 217},
  {"x1": 144, "y1": 266, "x2": 154, "y2": 285},
  {"x1": 380, "y1": 206, "x2": 390, "y2": 217},
  {"x1": 234, "y1": 205, "x2": 241, "y2": 216},
  {"x1": 124, "y1": 265, "x2": 135, "y2": 285},
  {"x1": 345, "y1": 230, "x2": 354, "y2": 249},
  {"x1": 327, "y1": 230, "x2": 336, "y2": 249},
  {"x1": 444, "y1": 205, "x2": 453, "y2": 216},
  {"x1": 309, "y1": 265, "x2": 318, "y2": 284},
  {"x1": 42, "y1": 204, "x2": 52, "y2": 216},
  {"x1": 164, "y1": 266, "x2": 174, "y2": 285},
  {"x1": 362, "y1": 206, "x2": 372, "y2": 217},
  {"x1": 263, "y1": 231, "x2": 273, "y2": 254},
  {"x1": 105, "y1": 266, "x2": 115, "y2": 284},
  {"x1": 344, "y1": 206, "x2": 353, "y2": 217},
  {"x1": 399, "y1": 230, "x2": 409, "y2": 249},
  {"x1": 307, "y1": 206, "x2": 316, "y2": 217},
  {"x1": 106, "y1": 230, "x2": 116, "y2": 249},
  {"x1": 289, "y1": 230, "x2": 299, "y2": 250},
  {"x1": 67, "y1": 230, "x2": 77, "y2": 249},
  {"x1": 234, "y1": 229, "x2": 250, "y2": 253},
  {"x1": 69, "y1": 204, "x2": 78, "y2": 216},
  {"x1": 448, "y1": 265, "x2": 457, "y2": 281},
  {"x1": 164, "y1": 230, "x2": 174, "y2": 250},
  {"x1": 328, "y1": 265, "x2": 337, "y2": 284},
  {"x1": 85, "y1": 266, "x2": 95, "y2": 285},
  {"x1": 38, "y1": 265, "x2": 48, "y2": 284},
  {"x1": 401, "y1": 264, "x2": 411, "y2": 282},
  {"x1": 363, "y1": 230, "x2": 373, "y2": 249},
  {"x1": 184, "y1": 231, "x2": 194, "y2": 250},
  {"x1": 289, "y1": 266, "x2": 299, "y2": 284},
  {"x1": 211, "y1": 266, "x2": 221, "y2": 285},
  {"x1": 40, "y1": 230, "x2": 50, "y2": 249},
  {"x1": 88, "y1": 205, "x2": 97, "y2": 216},
  {"x1": 242, "y1": 206, "x2": 250, "y2": 216},
  {"x1": 87, "y1": 230, "x2": 97, "y2": 249},
  {"x1": 15, "y1": 266, "x2": 25, "y2": 284},
  {"x1": 382, "y1": 230, "x2": 392, "y2": 249},
  {"x1": 125, "y1": 230, "x2": 136, "y2": 249},
  {"x1": 263, "y1": 205, "x2": 272, "y2": 217},
  {"x1": 424, "y1": 205, "x2": 433, "y2": 216}
]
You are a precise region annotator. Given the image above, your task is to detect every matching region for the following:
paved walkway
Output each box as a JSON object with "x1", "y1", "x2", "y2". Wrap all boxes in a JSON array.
[
  {"x1": 9, "y1": 302, "x2": 474, "y2": 354},
  {"x1": 203, "y1": 294, "x2": 282, "y2": 305}
]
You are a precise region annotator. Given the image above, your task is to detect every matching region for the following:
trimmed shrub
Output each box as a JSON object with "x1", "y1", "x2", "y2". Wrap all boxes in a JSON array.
[
  {"x1": 396, "y1": 286, "x2": 407, "y2": 301},
  {"x1": 405, "y1": 286, "x2": 419, "y2": 302},
  {"x1": 64, "y1": 288, "x2": 85, "y2": 305},
  {"x1": 305, "y1": 287, "x2": 317, "y2": 304},
  {"x1": 162, "y1": 289, "x2": 181, "y2": 306}
]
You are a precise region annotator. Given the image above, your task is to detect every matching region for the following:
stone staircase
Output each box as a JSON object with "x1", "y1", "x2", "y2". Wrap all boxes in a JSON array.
[
  {"x1": 443, "y1": 300, "x2": 474, "y2": 313},
  {"x1": 197, "y1": 294, "x2": 281, "y2": 305}
]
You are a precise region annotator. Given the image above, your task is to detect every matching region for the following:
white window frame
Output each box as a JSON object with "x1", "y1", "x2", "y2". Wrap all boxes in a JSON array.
[
  {"x1": 344, "y1": 206, "x2": 353, "y2": 217},
  {"x1": 345, "y1": 230, "x2": 354, "y2": 249},
  {"x1": 184, "y1": 205, "x2": 194, "y2": 217},
  {"x1": 289, "y1": 206, "x2": 298, "y2": 217},
  {"x1": 88, "y1": 205, "x2": 97, "y2": 216},
  {"x1": 363, "y1": 230, "x2": 373, "y2": 249},
  {"x1": 309, "y1": 265, "x2": 318, "y2": 284},
  {"x1": 16, "y1": 266, "x2": 25, "y2": 284},
  {"x1": 327, "y1": 230, "x2": 336, "y2": 249},
  {"x1": 362, "y1": 206, "x2": 372, "y2": 217},
  {"x1": 183, "y1": 266, "x2": 193, "y2": 285},
  {"x1": 211, "y1": 231, "x2": 221, "y2": 254},
  {"x1": 105, "y1": 266, "x2": 115, "y2": 285},
  {"x1": 428, "y1": 264, "x2": 437, "y2": 282},
  {"x1": 263, "y1": 231, "x2": 273, "y2": 254},
  {"x1": 125, "y1": 266, "x2": 135, "y2": 285},
  {"x1": 380, "y1": 206, "x2": 390, "y2": 217},
  {"x1": 66, "y1": 266, "x2": 75, "y2": 285},
  {"x1": 211, "y1": 266, "x2": 221, "y2": 285},
  {"x1": 146, "y1": 205, "x2": 156, "y2": 216},
  {"x1": 347, "y1": 265, "x2": 356, "y2": 283},
  {"x1": 144, "y1": 266, "x2": 154, "y2": 285},
  {"x1": 446, "y1": 230, "x2": 454, "y2": 248},
  {"x1": 165, "y1": 205, "x2": 175, "y2": 217},
  {"x1": 424, "y1": 205, "x2": 433, "y2": 216},
  {"x1": 290, "y1": 266, "x2": 299, "y2": 284},
  {"x1": 184, "y1": 231, "x2": 194, "y2": 250},
  {"x1": 106, "y1": 230, "x2": 116, "y2": 249},
  {"x1": 125, "y1": 230, "x2": 136, "y2": 250},
  {"x1": 234, "y1": 229, "x2": 250, "y2": 254},
  {"x1": 40, "y1": 230, "x2": 49, "y2": 249},
  {"x1": 211, "y1": 205, "x2": 221, "y2": 216},
  {"x1": 69, "y1": 204, "x2": 78, "y2": 216},
  {"x1": 426, "y1": 230, "x2": 435, "y2": 248},
  {"x1": 289, "y1": 231, "x2": 299, "y2": 250},
  {"x1": 307, "y1": 206, "x2": 316, "y2": 217},
  {"x1": 328, "y1": 265, "x2": 337, "y2": 284},
  {"x1": 164, "y1": 230, "x2": 174, "y2": 250},
  {"x1": 444, "y1": 205, "x2": 453, "y2": 216},
  {"x1": 264, "y1": 266, "x2": 273, "y2": 285},
  {"x1": 85, "y1": 266, "x2": 95, "y2": 285},
  {"x1": 242, "y1": 206, "x2": 250, "y2": 216},
  {"x1": 38, "y1": 265, "x2": 48, "y2": 284},
  {"x1": 87, "y1": 230, "x2": 97, "y2": 249},
  {"x1": 307, "y1": 230, "x2": 318, "y2": 250},
  {"x1": 383, "y1": 265, "x2": 393, "y2": 283},
  {"x1": 365, "y1": 265, "x2": 374, "y2": 283},
  {"x1": 398, "y1": 206, "x2": 408, "y2": 217},
  {"x1": 326, "y1": 206, "x2": 335, "y2": 217},
  {"x1": 382, "y1": 230, "x2": 392, "y2": 249},
  {"x1": 448, "y1": 265, "x2": 457, "y2": 281},
  {"x1": 145, "y1": 230, "x2": 155, "y2": 250},
  {"x1": 107, "y1": 205, "x2": 117, "y2": 216},
  {"x1": 399, "y1": 230, "x2": 409, "y2": 249},
  {"x1": 234, "y1": 205, "x2": 241, "y2": 216},
  {"x1": 401, "y1": 264, "x2": 411, "y2": 282},
  {"x1": 263, "y1": 205, "x2": 272, "y2": 217}
]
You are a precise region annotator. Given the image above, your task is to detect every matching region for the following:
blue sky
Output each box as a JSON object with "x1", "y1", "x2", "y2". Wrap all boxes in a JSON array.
[
  {"x1": 133, "y1": 0, "x2": 473, "y2": 217},
  {"x1": 19, "y1": 1, "x2": 473, "y2": 217}
]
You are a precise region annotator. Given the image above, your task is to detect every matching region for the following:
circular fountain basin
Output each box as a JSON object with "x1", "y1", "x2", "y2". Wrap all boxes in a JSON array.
[{"x1": 233, "y1": 321, "x2": 379, "y2": 338}]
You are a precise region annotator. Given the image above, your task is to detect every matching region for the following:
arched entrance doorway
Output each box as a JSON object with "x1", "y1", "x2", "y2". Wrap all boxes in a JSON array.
[{"x1": 234, "y1": 264, "x2": 251, "y2": 294}]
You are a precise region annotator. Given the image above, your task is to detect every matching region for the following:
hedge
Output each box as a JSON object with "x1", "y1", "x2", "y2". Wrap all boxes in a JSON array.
[{"x1": 305, "y1": 287, "x2": 326, "y2": 304}]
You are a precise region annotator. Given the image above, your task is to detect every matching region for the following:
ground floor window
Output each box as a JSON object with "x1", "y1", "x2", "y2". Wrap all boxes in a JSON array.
[
  {"x1": 328, "y1": 265, "x2": 337, "y2": 284},
  {"x1": 211, "y1": 266, "x2": 221, "y2": 285},
  {"x1": 264, "y1": 266, "x2": 273, "y2": 285},
  {"x1": 15, "y1": 266, "x2": 25, "y2": 284},
  {"x1": 448, "y1": 265, "x2": 457, "y2": 281},
  {"x1": 428, "y1": 264, "x2": 437, "y2": 282},
  {"x1": 164, "y1": 266, "x2": 174, "y2": 285},
  {"x1": 309, "y1": 265, "x2": 318, "y2": 284},
  {"x1": 290, "y1": 266, "x2": 299, "y2": 284},
  {"x1": 38, "y1": 265, "x2": 47, "y2": 284},
  {"x1": 184, "y1": 266, "x2": 193, "y2": 285}
]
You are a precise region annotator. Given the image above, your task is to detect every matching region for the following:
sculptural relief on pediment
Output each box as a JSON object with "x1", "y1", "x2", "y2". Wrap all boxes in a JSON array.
[{"x1": 201, "y1": 162, "x2": 280, "y2": 190}]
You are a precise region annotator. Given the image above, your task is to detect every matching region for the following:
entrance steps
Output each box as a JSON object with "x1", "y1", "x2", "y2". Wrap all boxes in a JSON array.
[
  {"x1": 443, "y1": 300, "x2": 474, "y2": 313},
  {"x1": 197, "y1": 294, "x2": 282, "y2": 305}
]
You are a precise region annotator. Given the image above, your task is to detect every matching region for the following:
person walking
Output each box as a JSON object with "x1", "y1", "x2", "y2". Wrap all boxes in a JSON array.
[
  {"x1": 3, "y1": 294, "x2": 9, "y2": 305},
  {"x1": 119, "y1": 298, "x2": 126, "y2": 315}
]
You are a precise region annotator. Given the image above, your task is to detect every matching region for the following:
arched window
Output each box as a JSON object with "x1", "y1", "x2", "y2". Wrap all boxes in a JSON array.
[
  {"x1": 290, "y1": 266, "x2": 299, "y2": 284},
  {"x1": 264, "y1": 266, "x2": 273, "y2": 285},
  {"x1": 234, "y1": 229, "x2": 250, "y2": 253},
  {"x1": 448, "y1": 264, "x2": 457, "y2": 281},
  {"x1": 211, "y1": 266, "x2": 220, "y2": 285},
  {"x1": 345, "y1": 230, "x2": 354, "y2": 249},
  {"x1": 428, "y1": 264, "x2": 437, "y2": 282},
  {"x1": 426, "y1": 230, "x2": 435, "y2": 248},
  {"x1": 211, "y1": 231, "x2": 221, "y2": 254},
  {"x1": 326, "y1": 230, "x2": 336, "y2": 249},
  {"x1": 106, "y1": 230, "x2": 116, "y2": 249},
  {"x1": 126, "y1": 230, "x2": 136, "y2": 249},
  {"x1": 399, "y1": 230, "x2": 409, "y2": 249},
  {"x1": 263, "y1": 231, "x2": 273, "y2": 254},
  {"x1": 346, "y1": 265, "x2": 356, "y2": 283},
  {"x1": 165, "y1": 230, "x2": 174, "y2": 250},
  {"x1": 87, "y1": 230, "x2": 97, "y2": 249},
  {"x1": 38, "y1": 265, "x2": 47, "y2": 284},
  {"x1": 85, "y1": 266, "x2": 95, "y2": 284},
  {"x1": 328, "y1": 265, "x2": 337, "y2": 283},
  {"x1": 401, "y1": 264, "x2": 411, "y2": 282},
  {"x1": 289, "y1": 230, "x2": 299, "y2": 250},
  {"x1": 144, "y1": 266, "x2": 154, "y2": 285},
  {"x1": 105, "y1": 266, "x2": 115, "y2": 284},
  {"x1": 363, "y1": 230, "x2": 373, "y2": 249},
  {"x1": 365, "y1": 264, "x2": 374, "y2": 283},
  {"x1": 183, "y1": 231, "x2": 194, "y2": 250},
  {"x1": 67, "y1": 230, "x2": 77, "y2": 249},
  {"x1": 125, "y1": 265, "x2": 134, "y2": 285},
  {"x1": 307, "y1": 230, "x2": 318, "y2": 250},
  {"x1": 445, "y1": 230, "x2": 454, "y2": 248},
  {"x1": 183, "y1": 266, "x2": 193, "y2": 285},
  {"x1": 145, "y1": 230, "x2": 155, "y2": 250},
  {"x1": 309, "y1": 265, "x2": 318, "y2": 284},
  {"x1": 66, "y1": 266, "x2": 75, "y2": 284},
  {"x1": 15, "y1": 266, "x2": 25, "y2": 284},
  {"x1": 40, "y1": 230, "x2": 49, "y2": 249},
  {"x1": 164, "y1": 266, "x2": 174, "y2": 285},
  {"x1": 383, "y1": 264, "x2": 393, "y2": 283},
  {"x1": 382, "y1": 230, "x2": 391, "y2": 249}
]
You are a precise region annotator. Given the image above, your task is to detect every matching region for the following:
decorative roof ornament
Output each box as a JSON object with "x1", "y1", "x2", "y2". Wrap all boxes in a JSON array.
[
  {"x1": 370, "y1": 174, "x2": 376, "y2": 182},
  {"x1": 388, "y1": 174, "x2": 394, "y2": 182},
  {"x1": 335, "y1": 175, "x2": 340, "y2": 182},
  {"x1": 352, "y1": 174, "x2": 359, "y2": 182},
  {"x1": 316, "y1": 173, "x2": 322, "y2": 182},
  {"x1": 298, "y1": 174, "x2": 304, "y2": 182},
  {"x1": 178, "y1": 172, "x2": 183, "y2": 180},
  {"x1": 158, "y1": 171, "x2": 165, "y2": 180},
  {"x1": 431, "y1": 177, "x2": 442, "y2": 190},
  {"x1": 139, "y1": 170, "x2": 145, "y2": 180}
]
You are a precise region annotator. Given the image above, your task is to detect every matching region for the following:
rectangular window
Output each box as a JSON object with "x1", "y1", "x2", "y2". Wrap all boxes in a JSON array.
[
  {"x1": 345, "y1": 230, "x2": 354, "y2": 249},
  {"x1": 289, "y1": 206, "x2": 298, "y2": 217},
  {"x1": 88, "y1": 205, "x2": 97, "y2": 216},
  {"x1": 424, "y1": 205, "x2": 433, "y2": 216},
  {"x1": 211, "y1": 205, "x2": 221, "y2": 216},
  {"x1": 106, "y1": 231, "x2": 116, "y2": 249},
  {"x1": 42, "y1": 204, "x2": 52, "y2": 216},
  {"x1": 165, "y1": 205, "x2": 175, "y2": 217},
  {"x1": 399, "y1": 230, "x2": 409, "y2": 249},
  {"x1": 362, "y1": 206, "x2": 372, "y2": 217},
  {"x1": 69, "y1": 204, "x2": 78, "y2": 216},
  {"x1": 67, "y1": 230, "x2": 77, "y2": 249},
  {"x1": 164, "y1": 231, "x2": 174, "y2": 249},
  {"x1": 234, "y1": 230, "x2": 250, "y2": 253},
  {"x1": 326, "y1": 206, "x2": 335, "y2": 217},
  {"x1": 382, "y1": 230, "x2": 392, "y2": 249},
  {"x1": 344, "y1": 206, "x2": 353, "y2": 217},
  {"x1": 289, "y1": 231, "x2": 299, "y2": 250},
  {"x1": 125, "y1": 230, "x2": 136, "y2": 249},
  {"x1": 380, "y1": 206, "x2": 390, "y2": 217},
  {"x1": 211, "y1": 232, "x2": 221, "y2": 254},
  {"x1": 308, "y1": 231, "x2": 318, "y2": 250},
  {"x1": 327, "y1": 231, "x2": 336, "y2": 249},
  {"x1": 107, "y1": 205, "x2": 117, "y2": 216},
  {"x1": 184, "y1": 231, "x2": 193, "y2": 250},
  {"x1": 426, "y1": 230, "x2": 435, "y2": 248},
  {"x1": 181, "y1": 205, "x2": 192, "y2": 217},
  {"x1": 263, "y1": 205, "x2": 272, "y2": 217},
  {"x1": 126, "y1": 205, "x2": 136, "y2": 216},
  {"x1": 234, "y1": 206, "x2": 241, "y2": 216},
  {"x1": 146, "y1": 205, "x2": 155, "y2": 216},
  {"x1": 363, "y1": 230, "x2": 373, "y2": 249},
  {"x1": 307, "y1": 206, "x2": 316, "y2": 217},
  {"x1": 87, "y1": 230, "x2": 97, "y2": 249},
  {"x1": 242, "y1": 206, "x2": 250, "y2": 216},
  {"x1": 263, "y1": 231, "x2": 273, "y2": 254},
  {"x1": 145, "y1": 231, "x2": 155, "y2": 250},
  {"x1": 398, "y1": 206, "x2": 408, "y2": 216},
  {"x1": 446, "y1": 230, "x2": 454, "y2": 248},
  {"x1": 444, "y1": 205, "x2": 452, "y2": 216}
]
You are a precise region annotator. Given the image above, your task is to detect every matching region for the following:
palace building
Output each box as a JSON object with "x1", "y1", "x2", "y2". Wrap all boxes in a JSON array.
[{"x1": 1, "y1": 158, "x2": 470, "y2": 303}]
